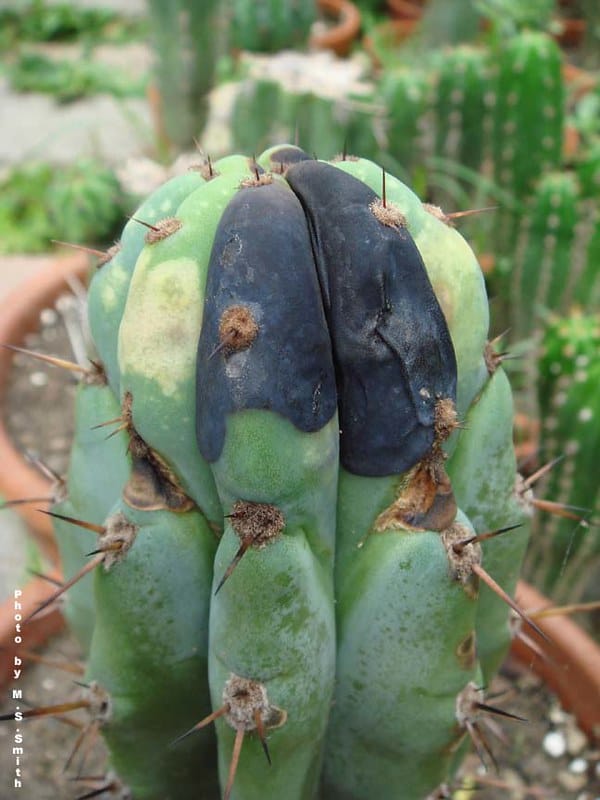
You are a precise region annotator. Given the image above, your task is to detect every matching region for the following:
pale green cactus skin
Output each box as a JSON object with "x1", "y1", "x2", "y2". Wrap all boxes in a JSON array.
[
  {"x1": 52, "y1": 378, "x2": 130, "y2": 654},
  {"x1": 86, "y1": 500, "x2": 218, "y2": 800},
  {"x1": 447, "y1": 365, "x2": 531, "y2": 680},
  {"x1": 45, "y1": 146, "x2": 532, "y2": 800}
]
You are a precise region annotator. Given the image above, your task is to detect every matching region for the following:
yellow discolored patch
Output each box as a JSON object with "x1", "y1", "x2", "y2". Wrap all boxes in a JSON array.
[{"x1": 118, "y1": 256, "x2": 202, "y2": 398}]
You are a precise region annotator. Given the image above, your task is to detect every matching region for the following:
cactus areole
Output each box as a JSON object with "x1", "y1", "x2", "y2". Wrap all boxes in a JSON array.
[{"x1": 41, "y1": 146, "x2": 531, "y2": 800}]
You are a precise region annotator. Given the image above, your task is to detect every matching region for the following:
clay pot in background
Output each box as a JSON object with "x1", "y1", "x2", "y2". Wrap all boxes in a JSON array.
[
  {"x1": 511, "y1": 580, "x2": 600, "y2": 742},
  {"x1": 0, "y1": 254, "x2": 89, "y2": 565},
  {"x1": 311, "y1": 0, "x2": 362, "y2": 57}
]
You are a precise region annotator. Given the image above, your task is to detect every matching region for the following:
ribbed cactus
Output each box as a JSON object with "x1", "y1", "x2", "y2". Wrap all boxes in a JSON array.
[
  {"x1": 491, "y1": 30, "x2": 564, "y2": 202},
  {"x1": 228, "y1": 0, "x2": 317, "y2": 52},
  {"x1": 231, "y1": 80, "x2": 379, "y2": 164},
  {"x1": 432, "y1": 45, "x2": 490, "y2": 174},
  {"x1": 379, "y1": 67, "x2": 432, "y2": 180},
  {"x1": 525, "y1": 310, "x2": 600, "y2": 603},
  {"x1": 510, "y1": 170, "x2": 600, "y2": 339},
  {"x1": 13, "y1": 147, "x2": 543, "y2": 799}
]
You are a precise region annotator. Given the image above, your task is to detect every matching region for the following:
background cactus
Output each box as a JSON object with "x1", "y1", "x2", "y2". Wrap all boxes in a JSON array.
[
  {"x1": 228, "y1": 0, "x2": 317, "y2": 53},
  {"x1": 2, "y1": 146, "x2": 586, "y2": 799},
  {"x1": 524, "y1": 310, "x2": 600, "y2": 607}
]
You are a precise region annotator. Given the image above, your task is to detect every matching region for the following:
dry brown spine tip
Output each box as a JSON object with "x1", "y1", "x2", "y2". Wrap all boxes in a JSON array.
[
  {"x1": 331, "y1": 153, "x2": 359, "y2": 162},
  {"x1": 239, "y1": 173, "x2": 273, "y2": 189},
  {"x1": 218, "y1": 306, "x2": 259, "y2": 354},
  {"x1": 433, "y1": 396, "x2": 459, "y2": 444},
  {"x1": 144, "y1": 216, "x2": 182, "y2": 244},
  {"x1": 100, "y1": 512, "x2": 138, "y2": 570},
  {"x1": 441, "y1": 523, "x2": 482, "y2": 589},
  {"x1": 455, "y1": 681, "x2": 485, "y2": 727},
  {"x1": 514, "y1": 473, "x2": 536, "y2": 517},
  {"x1": 83, "y1": 681, "x2": 112, "y2": 724},
  {"x1": 422, "y1": 203, "x2": 448, "y2": 224},
  {"x1": 190, "y1": 159, "x2": 220, "y2": 181},
  {"x1": 98, "y1": 242, "x2": 121, "y2": 267},
  {"x1": 369, "y1": 198, "x2": 407, "y2": 229},
  {"x1": 214, "y1": 501, "x2": 285, "y2": 594},
  {"x1": 222, "y1": 675, "x2": 287, "y2": 733},
  {"x1": 229, "y1": 500, "x2": 285, "y2": 547}
]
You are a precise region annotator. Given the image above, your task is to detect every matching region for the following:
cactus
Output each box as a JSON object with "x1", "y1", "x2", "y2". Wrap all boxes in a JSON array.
[
  {"x1": 146, "y1": 0, "x2": 223, "y2": 150},
  {"x1": 524, "y1": 310, "x2": 600, "y2": 603},
  {"x1": 6, "y1": 146, "x2": 547, "y2": 799},
  {"x1": 491, "y1": 30, "x2": 564, "y2": 202},
  {"x1": 509, "y1": 170, "x2": 600, "y2": 340},
  {"x1": 432, "y1": 45, "x2": 490, "y2": 175},
  {"x1": 228, "y1": 0, "x2": 317, "y2": 53},
  {"x1": 231, "y1": 80, "x2": 379, "y2": 164},
  {"x1": 379, "y1": 67, "x2": 432, "y2": 182}
]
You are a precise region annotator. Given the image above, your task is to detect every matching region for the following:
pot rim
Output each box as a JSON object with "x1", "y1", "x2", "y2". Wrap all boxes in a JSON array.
[
  {"x1": 511, "y1": 580, "x2": 600, "y2": 742},
  {"x1": 311, "y1": 0, "x2": 362, "y2": 57},
  {"x1": 0, "y1": 253, "x2": 90, "y2": 565}
]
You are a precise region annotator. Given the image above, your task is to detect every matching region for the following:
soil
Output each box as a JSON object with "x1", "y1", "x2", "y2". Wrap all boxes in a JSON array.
[{"x1": 0, "y1": 292, "x2": 599, "y2": 800}]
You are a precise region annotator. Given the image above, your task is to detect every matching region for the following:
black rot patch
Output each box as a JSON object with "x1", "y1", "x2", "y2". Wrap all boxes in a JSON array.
[
  {"x1": 196, "y1": 181, "x2": 337, "y2": 462},
  {"x1": 285, "y1": 160, "x2": 457, "y2": 476}
]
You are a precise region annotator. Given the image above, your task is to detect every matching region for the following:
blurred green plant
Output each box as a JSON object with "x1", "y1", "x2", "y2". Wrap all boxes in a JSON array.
[
  {"x1": 0, "y1": 159, "x2": 131, "y2": 254},
  {"x1": 0, "y1": 0, "x2": 147, "y2": 50},
  {"x1": 5, "y1": 50, "x2": 145, "y2": 102}
]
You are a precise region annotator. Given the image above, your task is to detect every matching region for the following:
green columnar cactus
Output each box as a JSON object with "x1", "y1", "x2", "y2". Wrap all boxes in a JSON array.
[
  {"x1": 146, "y1": 0, "x2": 223, "y2": 150},
  {"x1": 231, "y1": 81, "x2": 379, "y2": 165},
  {"x1": 491, "y1": 31, "x2": 564, "y2": 202},
  {"x1": 432, "y1": 46, "x2": 490, "y2": 174},
  {"x1": 379, "y1": 67, "x2": 432, "y2": 181},
  {"x1": 34, "y1": 146, "x2": 538, "y2": 799},
  {"x1": 525, "y1": 310, "x2": 600, "y2": 603},
  {"x1": 228, "y1": 0, "x2": 316, "y2": 52},
  {"x1": 510, "y1": 171, "x2": 600, "y2": 339}
]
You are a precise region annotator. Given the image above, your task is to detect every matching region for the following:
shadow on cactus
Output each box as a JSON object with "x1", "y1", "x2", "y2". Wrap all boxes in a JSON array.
[{"x1": 1, "y1": 145, "x2": 594, "y2": 799}]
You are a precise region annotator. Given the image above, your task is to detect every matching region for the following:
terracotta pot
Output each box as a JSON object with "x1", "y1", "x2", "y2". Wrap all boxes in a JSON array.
[
  {"x1": 311, "y1": 0, "x2": 362, "y2": 57},
  {"x1": 511, "y1": 581, "x2": 600, "y2": 742},
  {"x1": 0, "y1": 253, "x2": 90, "y2": 565},
  {"x1": 0, "y1": 574, "x2": 65, "y2": 689},
  {"x1": 554, "y1": 16, "x2": 586, "y2": 48},
  {"x1": 386, "y1": 0, "x2": 426, "y2": 20}
]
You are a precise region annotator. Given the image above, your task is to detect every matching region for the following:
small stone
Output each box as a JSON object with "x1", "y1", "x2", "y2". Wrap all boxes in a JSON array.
[
  {"x1": 544, "y1": 729, "x2": 567, "y2": 757},
  {"x1": 549, "y1": 703, "x2": 569, "y2": 725},
  {"x1": 569, "y1": 757, "x2": 588, "y2": 774},
  {"x1": 558, "y1": 769, "x2": 588, "y2": 792},
  {"x1": 566, "y1": 723, "x2": 589, "y2": 755},
  {"x1": 40, "y1": 308, "x2": 58, "y2": 327},
  {"x1": 30, "y1": 371, "x2": 49, "y2": 387}
]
